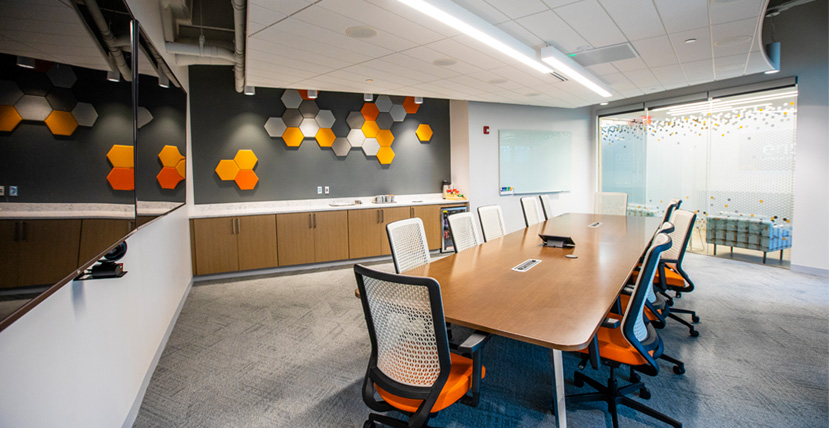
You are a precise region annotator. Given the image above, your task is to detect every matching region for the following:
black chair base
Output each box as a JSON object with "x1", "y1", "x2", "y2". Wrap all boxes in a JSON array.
[
  {"x1": 668, "y1": 310, "x2": 700, "y2": 337},
  {"x1": 364, "y1": 412, "x2": 435, "y2": 428},
  {"x1": 569, "y1": 367, "x2": 682, "y2": 428}
]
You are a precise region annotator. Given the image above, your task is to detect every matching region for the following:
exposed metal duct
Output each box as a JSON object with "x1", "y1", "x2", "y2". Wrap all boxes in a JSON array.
[
  {"x1": 231, "y1": 0, "x2": 246, "y2": 93},
  {"x1": 166, "y1": 42, "x2": 236, "y2": 63},
  {"x1": 82, "y1": 0, "x2": 132, "y2": 81},
  {"x1": 174, "y1": 54, "x2": 236, "y2": 66}
]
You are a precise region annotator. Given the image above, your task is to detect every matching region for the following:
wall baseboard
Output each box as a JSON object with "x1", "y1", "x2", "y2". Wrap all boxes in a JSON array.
[{"x1": 790, "y1": 264, "x2": 829, "y2": 277}]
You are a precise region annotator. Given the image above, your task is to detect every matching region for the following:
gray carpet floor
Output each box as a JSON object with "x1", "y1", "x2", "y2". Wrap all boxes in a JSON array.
[{"x1": 133, "y1": 254, "x2": 829, "y2": 427}]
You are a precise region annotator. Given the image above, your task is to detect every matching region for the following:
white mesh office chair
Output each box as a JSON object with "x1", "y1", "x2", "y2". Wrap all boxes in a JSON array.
[
  {"x1": 447, "y1": 212, "x2": 482, "y2": 253},
  {"x1": 595, "y1": 192, "x2": 628, "y2": 216},
  {"x1": 477, "y1": 205, "x2": 506, "y2": 242},
  {"x1": 539, "y1": 194, "x2": 555, "y2": 220},
  {"x1": 520, "y1": 196, "x2": 543, "y2": 227},
  {"x1": 386, "y1": 218, "x2": 431, "y2": 274}
]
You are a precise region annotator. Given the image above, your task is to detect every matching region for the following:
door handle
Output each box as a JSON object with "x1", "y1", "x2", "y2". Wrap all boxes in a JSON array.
[
  {"x1": 377, "y1": 209, "x2": 381, "y2": 224},
  {"x1": 21, "y1": 221, "x2": 27, "y2": 242},
  {"x1": 381, "y1": 210, "x2": 385, "y2": 223},
  {"x1": 13, "y1": 221, "x2": 20, "y2": 242},
  {"x1": 237, "y1": 218, "x2": 241, "y2": 234},
  {"x1": 232, "y1": 218, "x2": 237, "y2": 234},
  {"x1": 313, "y1": 213, "x2": 317, "y2": 229},
  {"x1": 309, "y1": 213, "x2": 313, "y2": 229}
]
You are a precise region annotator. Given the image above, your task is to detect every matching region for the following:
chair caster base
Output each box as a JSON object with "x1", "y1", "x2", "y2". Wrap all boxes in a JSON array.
[
  {"x1": 690, "y1": 329, "x2": 700, "y2": 337},
  {"x1": 673, "y1": 365, "x2": 686, "y2": 375},
  {"x1": 639, "y1": 387, "x2": 651, "y2": 399}
]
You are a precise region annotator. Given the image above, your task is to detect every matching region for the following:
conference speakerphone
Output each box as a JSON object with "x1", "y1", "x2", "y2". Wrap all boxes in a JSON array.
[{"x1": 539, "y1": 234, "x2": 576, "y2": 248}]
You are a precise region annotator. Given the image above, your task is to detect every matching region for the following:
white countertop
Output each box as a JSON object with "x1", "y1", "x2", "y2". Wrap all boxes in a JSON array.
[{"x1": 0, "y1": 203, "x2": 135, "y2": 219}]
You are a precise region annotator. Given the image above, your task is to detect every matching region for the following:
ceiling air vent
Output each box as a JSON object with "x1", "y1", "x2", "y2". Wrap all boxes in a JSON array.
[{"x1": 568, "y1": 43, "x2": 639, "y2": 67}]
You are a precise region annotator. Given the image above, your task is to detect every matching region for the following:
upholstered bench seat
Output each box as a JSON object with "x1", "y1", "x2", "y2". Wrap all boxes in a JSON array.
[{"x1": 706, "y1": 214, "x2": 792, "y2": 263}]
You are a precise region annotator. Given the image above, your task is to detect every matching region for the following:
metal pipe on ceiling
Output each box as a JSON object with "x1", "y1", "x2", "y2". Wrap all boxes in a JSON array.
[{"x1": 82, "y1": 0, "x2": 133, "y2": 81}]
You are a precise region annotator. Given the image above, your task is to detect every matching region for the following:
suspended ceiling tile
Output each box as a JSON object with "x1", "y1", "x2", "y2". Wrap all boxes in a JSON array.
[
  {"x1": 158, "y1": 145, "x2": 185, "y2": 168},
  {"x1": 0, "y1": 105, "x2": 22, "y2": 132},
  {"x1": 0, "y1": 80, "x2": 23, "y2": 105},
  {"x1": 495, "y1": 20, "x2": 545, "y2": 48},
  {"x1": 15, "y1": 95, "x2": 52, "y2": 121},
  {"x1": 708, "y1": 0, "x2": 765, "y2": 25},
  {"x1": 44, "y1": 110, "x2": 77, "y2": 136},
  {"x1": 653, "y1": 0, "x2": 709, "y2": 34},
  {"x1": 623, "y1": 68, "x2": 660, "y2": 90},
  {"x1": 682, "y1": 59, "x2": 715, "y2": 84},
  {"x1": 668, "y1": 27, "x2": 712, "y2": 63},
  {"x1": 600, "y1": 73, "x2": 637, "y2": 91},
  {"x1": 332, "y1": 137, "x2": 351, "y2": 157},
  {"x1": 294, "y1": 4, "x2": 420, "y2": 52},
  {"x1": 515, "y1": 11, "x2": 588, "y2": 53},
  {"x1": 235, "y1": 170, "x2": 259, "y2": 190},
  {"x1": 714, "y1": 54, "x2": 749, "y2": 80},
  {"x1": 265, "y1": 117, "x2": 288, "y2": 137},
  {"x1": 382, "y1": 52, "x2": 461, "y2": 80},
  {"x1": 611, "y1": 57, "x2": 648, "y2": 72},
  {"x1": 650, "y1": 64, "x2": 689, "y2": 87},
  {"x1": 711, "y1": 18, "x2": 757, "y2": 58},
  {"x1": 553, "y1": 0, "x2": 627, "y2": 48},
  {"x1": 597, "y1": 0, "x2": 665, "y2": 42},
  {"x1": 426, "y1": 37, "x2": 507, "y2": 70},
  {"x1": 341, "y1": 0, "x2": 458, "y2": 40},
  {"x1": 107, "y1": 168, "x2": 134, "y2": 191},
  {"x1": 631, "y1": 36, "x2": 678, "y2": 68},
  {"x1": 745, "y1": 50, "x2": 773, "y2": 74},
  {"x1": 157, "y1": 167, "x2": 184, "y2": 190},
  {"x1": 585, "y1": 63, "x2": 619, "y2": 76},
  {"x1": 362, "y1": 137, "x2": 380, "y2": 156},
  {"x1": 376, "y1": 146, "x2": 395, "y2": 164}
]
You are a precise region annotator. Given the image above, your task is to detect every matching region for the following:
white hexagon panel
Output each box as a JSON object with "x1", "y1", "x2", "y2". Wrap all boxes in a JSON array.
[
  {"x1": 362, "y1": 138, "x2": 380, "y2": 156},
  {"x1": 375, "y1": 95, "x2": 392, "y2": 112},
  {"x1": 137, "y1": 106, "x2": 153, "y2": 128},
  {"x1": 315, "y1": 109, "x2": 335, "y2": 128},
  {"x1": 332, "y1": 137, "x2": 351, "y2": 157},
  {"x1": 72, "y1": 102, "x2": 98, "y2": 127},
  {"x1": 281, "y1": 89, "x2": 302, "y2": 108},
  {"x1": 15, "y1": 95, "x2": 51, "y2": 121},
  {"x1": 347, "y1": 128, "x2": 366, "y2": 147},
  {"x1": 298, "y1": 117, "x2": 320, "y2": 137},
  {"x1": 264, "y1": 117, "x2": 287, "y2": 137}
]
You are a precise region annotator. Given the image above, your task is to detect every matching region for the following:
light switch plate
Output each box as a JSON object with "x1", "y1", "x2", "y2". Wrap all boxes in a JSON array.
[
  {"x1": 9, "y1": 186, "x2": 17, "y2": 196},
  {"x1": 324, "y1": 186, "x2": 330, "y2": 194},
  {"x1": 317, "y1": 186, "x2": 322, "y2": 194},
  {"x1": 0, "y1": 186, "x2": 4, "y2": 196}
]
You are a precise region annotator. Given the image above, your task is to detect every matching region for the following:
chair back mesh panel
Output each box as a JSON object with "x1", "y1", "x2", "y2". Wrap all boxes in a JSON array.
[
  {"x1": 362, "y1": 275, "x2": 442, "y2": 387},
  {"x1": 521, "y1": 197, "x2": 542, "y2": 227},
  {"x1": 646, "y1": 221, "x2": 674, "y2": 303},
  {"x1": 622, "y1": 233, "x2": 671, "y2": 343},
  {"x1": 664, "y1": 210, "x2": 695, "y2": 262},
  {"x1": 478, "y1": 205, "x2": 506, "y2": 242},
  {"x1": 447, "y1": 212, "x2": 481, "y2": 252},
  {"x1": 539, "y1": 194, "x2": 554, "y2": 220},
  {"x1": 387, "y1": 218, "x2": 431, "y2": 273},
  {"x1": 595, "y1": 192, "x2": 628, "y2": 215}
]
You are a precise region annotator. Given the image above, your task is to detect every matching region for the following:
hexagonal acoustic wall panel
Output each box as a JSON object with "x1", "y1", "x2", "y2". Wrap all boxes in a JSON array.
[
  {"x1": 362, "y1": 120, "x2": 379, "y2": 138},
  {"x1": 316, "y1": 128, "x2": 336, "y2": 147},
  {"x1": 157, "y1": 167, "x2": 183, "y2": 189},
  {"x1": 44, "y1": 110, "x2": 78, "y2": 136},
  {"x1": 0, "y1": 105, "x2": 22, "y2": 132},
  {"x1": 17, "y1": 72, "x2": 51, "y2": 96},
  {"x1": 298, "y1": 90, "x2": 315, "y2": 100},
  {"x1": 416, "y1": 124, "x2": 433, "y2": 142},
  {"x1": 299, "y1": 100, "x2": 319, "y2": 118},
  {"x1": 389, "y1": 104, "x2": 407, "y2": 122},
  {"x1": 234, "y1": 149, "x2": 258, "y2": 170},
  {"x1": 346, "y1": 111, "x2": 365, "y2": 129},
  {"x1": 362, "y1": 138, "x2": 380, "y2": 157},
  {"x1": 264, "y1": 117, "x2": 287, "y2": 137},
  {"x1": 107, "y1": 145, "x2": 134, "y2": 168},
  {"x1": 0, "y1": 80, "x2": 24, "y2": 105},
  {"x1": 403, "y1": 96, "x2": 420, "y2": 114},
  {"x1": 376, "y1": 146, "x2": 395, "y2": 165},
  {"x1": 332, "y1": 137, "x2": 350, "y2": 157},
  {"x1": 175, "y1": 159, "x2": 186, "y2": 178},
  {"x1": 281, "y1": 89, "x2": 302, "y2": 109},
  {"x1": 234, "y1": 169, "x2": 259, "y2": 190},
  {"x1": 46, "y1": 64, "x2": 77, "y2": 88},
  {"x1": 282, "y1": 127, "x2": 304, "y2": 147},
  {"x1": 361, "y1": 102, "x2": 379, "y2": 121},
  {"x1": 375, "y1": 112, "x2": 393, "y2": 130},
  {"x1": 137, "y1": 106, "x2": 153, "y2": 128},
  {"x1": 347, "y1": 128, "x2": 366, "y2": 147},
  {"x1": 72, "y1": 102, "x2": 98, "y2": 127},
  {"x1": 282, "y1": 109, "x2": 303, "y2": 127},
  {"x1": 46, "y1": 87, "x2": 77, "y2": 111},
  {"x1": 215, "y1": 159, "x2": 240, "y2": 181},
  {"x1": 15, "y1": 95, "x2": 52, "y2": 121},
  {"x1": 376, "y1": 129, "x2": 394, "y2": 147},
  {"x1": 315, "y1": 109, "x2": 335, "y2": 128},
  {"x1": 299, "y1": 118, "x2": 320, "y2": 137},
  {"x1": 375, "y1": 95, "x2": 392, "y2": 113},
  {"x1": 107, "y1": 167, "x2": 134, "y2": 191},
  {"x1": 158, "y1": 145, "x2": 184, "y2": 167}
]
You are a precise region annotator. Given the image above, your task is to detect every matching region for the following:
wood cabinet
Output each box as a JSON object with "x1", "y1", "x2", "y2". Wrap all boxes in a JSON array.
[
  {"x1": 0, "y1": 219, "x2": 82, "y2": 289},
  {"x1": 410, "y1": 205, "x2": 442, "y2": 250},
  {"x1": 191, "y1": 215, "x2": 277, "y2": 275},
  {"x1": 277, "y1": 211, "x2": 349, "y2": 266},
  {"x1": 78, "y1": 219, "x2": 133, "y2": 265},
  {"x1": 348, "y1": 206, "x2": 410, "y2": 259}
]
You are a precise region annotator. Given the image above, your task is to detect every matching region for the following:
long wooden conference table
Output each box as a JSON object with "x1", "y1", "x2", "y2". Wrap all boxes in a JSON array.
[{"x1": 403, "y1": 213, "x2": 663, "y2": 428}]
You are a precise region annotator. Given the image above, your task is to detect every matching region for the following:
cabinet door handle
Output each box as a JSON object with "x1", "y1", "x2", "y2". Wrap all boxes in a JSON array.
[
  {"x1": 381, "y1": 210, "x2": 385, "y2": 223},
  {"x1": 309, "y1": 213, "x2": 313, "y2": 229},
  {"x1": 237, "y1": 218, "x2": 241, "y2": 234},
  {"x1": 231, "y1": 218, "x2": 237, "y2": 234},
  {"x1": 377, "y1": 209, "x2": 380, "y2": 224},
  {"x1": 13, "y1": 221, "x2": 20, "y2": 242},
  {"x1": 21, "y1": 221, "x2": 28, "y2": 242},
  {"x1": 313, "y1": 213, "x2": 317, "y2": 229}
]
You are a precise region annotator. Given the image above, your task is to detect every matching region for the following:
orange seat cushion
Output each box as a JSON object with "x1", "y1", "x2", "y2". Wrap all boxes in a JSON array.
[
  {"x1": 376, "y1": 353, "x2": 485, "y2": 414},
  {"x1": 619, "y1": 294, "x2": 660, "y2": 321},
  {"x1": 577, "y1": 325, "x2": 654, "y2": 367},
  {"x1": 630, "y1": 263, "x2": 688, "y2": 289}
]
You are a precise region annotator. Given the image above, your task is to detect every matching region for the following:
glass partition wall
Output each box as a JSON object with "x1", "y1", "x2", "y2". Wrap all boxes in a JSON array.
[{"x1": 599, "y1": 87, "x2": 798, "y2": 266}]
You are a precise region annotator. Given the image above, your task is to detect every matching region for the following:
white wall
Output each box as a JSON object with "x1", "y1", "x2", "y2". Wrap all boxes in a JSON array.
[
  {"x1": 452, "y1": 101, "x2": 594, "y2": 234},
  {"x1": 0, "y1": 208, "x2": 192, "y2": 428}
]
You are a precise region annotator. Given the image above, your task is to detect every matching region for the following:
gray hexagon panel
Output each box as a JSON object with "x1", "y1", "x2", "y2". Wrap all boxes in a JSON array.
[
  {"x1": 46, "y1": 64, "x2": 77, "y2": 88},
  {"x1": 15, "y1": 95, "x2": 52, "y2": 121},
  {"x1": 17, "y1": 72, "x2": 52, "y2": 96},
  {"x1": 298, "y1": 117, "x2": 319, "y2": 137},
  {"x1": 46, "y1": 88, "x2": 77, "y2": 111},
  {"x1": 72, "y1": 102, "x2": 98, "y2": 127},
  {"x1": 347, "y1": 128, "x2": 366, "y2": 147},
  {"x1": 315, "y1": 109, "x2": 335, "y2": 128},
  {"x1": 0, "y1": 80, "x2": 24, "y2": 105},
  {"x1": 346, "y1": 111, "x2": 364, "y2": 129},
  {"x1": 281, "y1": 89, "x2": 302, "y2": 108},
  {"x1": 299, "y1": 99, "x2": 319, "y2": 118},
  {"x1": 282, "y1": 108, "x2": 303, "y2": 127},
  {"x1": 264, "y1": 117, "x2": 287, "y2": 137},
  {"x1": 389, "y1": 104, "x2": 407, "y2": 122},
  {"x1": 375, "y1": 95, "x2": 392, "y2": 112},
  {"x1": 362, "y1": 138, "x2": 380, "y2": 156},
  {"x1": 332, "y1": 137, "x2": 351, "y2": 157},
  {"x1": 376, "y1": 112, "x2": 393, "y2": 130},
  {"x1": 137, "y1": 106, "x2": 153, "y2": 128}
]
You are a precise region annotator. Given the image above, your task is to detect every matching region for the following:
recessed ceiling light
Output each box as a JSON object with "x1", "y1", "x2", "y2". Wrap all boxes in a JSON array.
[
  {"x1": 685, "y1": 38, "x2": 697, "y2": 44},
  {"x1": 714, "y1": 36, "x2": 751, "y2": 47},
  {"x1": 432, "y1": 58, "x2": 457, "y2": 66},
  {"x1": 366, "y1": 79, "x2": 373, "y2": 83},
  {"x1": 488, "y1": 78, "x2": 508, "y2": 84},
  {"x1": 526, "y1": 93, "x2": 541, "y2": 97},
  {"x1": 600, "y1": 102, "x2": 609, "y2": 105},
  {"x1": 345, "y1": 26, "x2": 378, "y2": 39}
]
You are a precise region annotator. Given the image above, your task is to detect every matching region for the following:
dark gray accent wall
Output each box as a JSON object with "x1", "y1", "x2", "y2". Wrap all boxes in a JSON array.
[{"x1": 189, "y1": 66, "x2": 451, "y2": 204}]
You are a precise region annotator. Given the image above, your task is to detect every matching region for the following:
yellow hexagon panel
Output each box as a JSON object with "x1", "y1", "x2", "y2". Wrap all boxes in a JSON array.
[
  {"x1": 215, "y1": 159, "x2": 240, "y2": 181},
  {"x1": 316, "y1": 128, "x2": 336, "y2": 147},
  {"x1": 107, "y1": 145, "x2": 134, "y2": 168},
  {"x1": 235, "y1": 169, "x2": 259, "y2": 190},
  {"x1": 107, "y1": 167, "x2": 134, "y2": 191},
  {"x1": 376, "y1": 146, "x2": 395, "y2": 165},
  {"x1": 376, "y1": 129, "x2": 394, "y2": 147},
  {"x1": 157, "y1": 167, "x2": 184, "y2": 189},
  {"x1": 175, "y1": 159, "x2": 186, "y2": 178},
  {"x1": 282, "y1": 127, "x2": 303, "y2": 147},
  {"x1": 158, "y1": 145, "x2": 184, "y2": 167},
  {"x1": 362, "y1": 120, "x2": 379, "y2": 138},
  {"x1": 416, "y1": 124, "x2": 433, "y2": 142},
  {"x1": 0, "y1": 105, "x2": 23, "y2": 132},
  {"x1": 403, "y1": 96, "x2": 420, "y2": 114},
  {"x1": 44, "y1": 111, "x2": 78, "y2": 136},
  {"x1": 234, "y1": 149, "x2": 258, "y2": 170},
  {"x1": 361, "y1": 102, "x2": 379, "y2": 121}
]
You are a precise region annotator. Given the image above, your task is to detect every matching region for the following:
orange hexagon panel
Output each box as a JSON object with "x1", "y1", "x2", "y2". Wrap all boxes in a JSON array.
[
  {"x1": 235, "y1": 169, "x2": 259, "y2": 190},
  {"x1": 215, "y1": 159, "x2": 240, "y2": 181},
  {"x1": 416, "y1": 124, "x2": 433, "y2": 142},
  {"x1": 107, "y1": 145, "x2": 134, "y2": 168},
  {"x1": 158, "y1": 145, "x2": 184, "y2": 167},
  {"x1": 107, "y1": 167, "x2": 134, "y2": 191},
  {"x1": 403, "y1": 97, "x2": 420, "y2": 114},
  {"x1": 234, "y1": 149, "x2": 258, "y2": 170},
  {"x1": 44, "y1": 111, "x2": 78, "y2": 136},
  {"x1": 376, "y1": 129, "x2": 394, "y2": 147},
  {"x1": 362, "y1": 120, "x2": 379, "y2": 138},
  {"x1": 175, "y1": 159, "x2": 186, "y2": 179},
  {"x1": 361, "y1": 102, "x2": 379, "y2": 121},
  {"x1": 282, "y1": 127, "x2": 303, "y2": 147},
  {"x1": 157, "y1": 167, "x2": 184, "y2": 189},
  {"x1": 376, "y1": 146, "x2": 395, "y2": 165},
  {"x1": 0, "y1": 105, "x2": 23, "y2": 132},
  {"x1": 316, "y1": 128, "x2": 336, "y2": 147}
]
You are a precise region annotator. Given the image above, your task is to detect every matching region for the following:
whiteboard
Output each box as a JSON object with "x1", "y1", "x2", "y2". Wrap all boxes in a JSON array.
[{"x1": 499, "y1": 129, "x2": 571, "y2": 194}]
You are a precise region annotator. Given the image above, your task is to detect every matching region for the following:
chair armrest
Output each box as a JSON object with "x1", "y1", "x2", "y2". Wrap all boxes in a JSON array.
[
  {"x1": 456, "y1": 331, "x2": 491, "y2": 355},
  {"x1": 602, "y1": 317, "x2": 621, "y2": 329}
]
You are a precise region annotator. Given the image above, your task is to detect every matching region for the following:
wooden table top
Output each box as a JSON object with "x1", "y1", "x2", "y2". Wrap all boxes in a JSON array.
[{"x1": 403, "y1": 213, "x2": 662, "y2": 351}]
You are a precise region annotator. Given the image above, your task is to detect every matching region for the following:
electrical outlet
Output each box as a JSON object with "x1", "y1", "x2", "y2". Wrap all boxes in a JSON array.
[
  {"x1": 9, "y1": 186, "x2": 17, "y2": 197},
  {"x1": 0, "y1": 185, "x2": 4, "y2": 196},
  {"x1": 317, "y1": 186, "x2": 322, "y2": 194},
  {"x1": 324, "y1": 186, "x2": 330, "y2": 194}
]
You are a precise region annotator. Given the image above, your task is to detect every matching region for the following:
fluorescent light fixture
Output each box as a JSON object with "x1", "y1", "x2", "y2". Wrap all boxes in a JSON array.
[
  {"x1": 600, "y1": 102, "x2": 609, "y2": 105},
  {"x1": 158, "y1": 73, "x2": 169, "y2": 88},
  {"x1": 107, "y1": 70, "x2": 121, "y2": 82},
  {"x1": 364, "y1": 93, "x2": 373, "y2": 102},
  {"x1": 397, "y1": 0, "x2": 551, "y2": 74},
  {"x1": 541, "y1": 46, "x2": 612, "y2": 97},
  {"x1": 16, "y1": 56, "x2": 35, "y2": 69},
  {"x1": 244, "y1": 85, "x2": 255, "y2": 95},
  {"x1": 414, "y1": 96, "x2": 423, "y2": 104},
  {"x1": 765, "y1": 42, "x2": 780, "y2": 74},
  {"x1": 307, "y1": 89, "x2": 318, "y2": 99}
]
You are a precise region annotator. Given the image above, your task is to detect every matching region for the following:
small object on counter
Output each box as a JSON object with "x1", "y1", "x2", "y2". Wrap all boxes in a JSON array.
[{"x1": 354, "y1": 200, "x2": 362, "y2": 204}]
